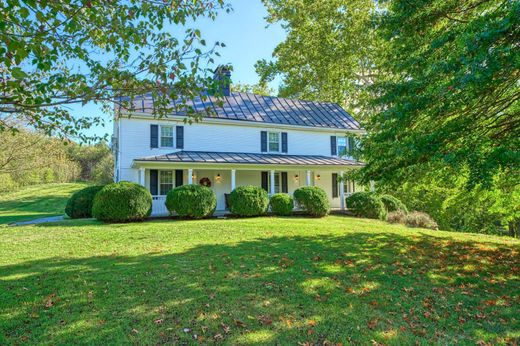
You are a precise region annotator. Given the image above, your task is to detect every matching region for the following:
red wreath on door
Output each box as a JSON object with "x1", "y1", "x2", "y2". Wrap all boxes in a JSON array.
[{"x1": 199, "y1": 177, "x2": 212, "y2": 187}]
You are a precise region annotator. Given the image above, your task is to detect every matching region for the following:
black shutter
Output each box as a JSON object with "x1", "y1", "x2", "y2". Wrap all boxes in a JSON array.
[
  {"x1": 281, "y1": 132, "x2": 288, "y2": 153},
  {"x1": 175, "y1": 170, "x2": 183, "y2": 187},
  {"x1": 150, "y1": 125, "x2": 159, "y2": 148},
  {"x1": 261, "y1": 171, "x2": 268, "y2": 191},
  {"x1": 176, "y1": 126, "x2": 184, "y2": 149},
  {"x1": 330, "y1": 136, "x2": 337, "y2": 156},
  {"x1": 261, "y1": 131, "x2": 267, "y2": 152},
  {"x1": 150, "y1": 169, "x2": 158, "y2": 195},
  {"x1": 332, "y1": 173, "x2": 338, "y2": 198},
  {"x1": 281, "y1": 172, "x2": 288, "y2": 193}
]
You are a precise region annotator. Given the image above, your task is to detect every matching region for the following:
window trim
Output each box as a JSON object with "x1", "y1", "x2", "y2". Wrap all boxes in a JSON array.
[
  {"x1": 159, "y1": 125, "x2": 175, "y2": 148},
  {"x1": 267, "y1": 131, "x2": 281, "y2": 153},
  {"x1": 159, "y1": 170, "x2": 174, "y2": 196}
]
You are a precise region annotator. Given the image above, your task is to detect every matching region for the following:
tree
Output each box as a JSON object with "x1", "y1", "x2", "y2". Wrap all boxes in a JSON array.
[
  {"x1": 256, "y1": 0, "x2": 381, "y2": 112},
  {"x1": 359, "y1": 0, "x2": 519, "y2": 188},
  {"x1": 1, "y1": 0, "x2": 229, "y2": 141},
  {"x1": 231, "y1": 82, "x2": 274, "y2": 96}
]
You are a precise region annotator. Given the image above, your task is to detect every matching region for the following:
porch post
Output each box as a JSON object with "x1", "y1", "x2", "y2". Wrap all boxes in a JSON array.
[
  {"x1": 339, "y1": 171, "x2": 345, "y2": 210},
  {"x1": 370, "y1": 180, "x2": 375, "y2": 192},
  {"x1": 270, "y1": 170, "x2": 275, "y2": 195},
  {"x1": 231, "y1": 169, "x2": 236, "y2": 191},
  {"x1": 306, "y1": 170, "x2": 312, "y2": 186},
  {"x1": 139, "y1": 167, "x2": 145, "y2": 187},
  {"x1": 188, "y1": 168, "x2": 193, "y2": 184}
]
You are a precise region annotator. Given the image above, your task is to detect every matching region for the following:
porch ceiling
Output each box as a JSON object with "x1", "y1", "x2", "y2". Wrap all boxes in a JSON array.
[{"x1": 133, "y1": 151, "x2": 362, "y2": 169}]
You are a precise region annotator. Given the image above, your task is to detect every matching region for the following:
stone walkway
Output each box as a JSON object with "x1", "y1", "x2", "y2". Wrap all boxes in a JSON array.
[{"x1": 13, "y1": 215, "x2": 65, "y2": 226}]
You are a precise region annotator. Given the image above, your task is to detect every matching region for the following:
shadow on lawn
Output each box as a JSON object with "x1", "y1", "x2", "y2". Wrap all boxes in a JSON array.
[
  {"x1": 0, "y1": 195, "x2": 69, "y2": 224},
  {"x1": 1, "y1": 232, "x2": 518, "y2": 345}
]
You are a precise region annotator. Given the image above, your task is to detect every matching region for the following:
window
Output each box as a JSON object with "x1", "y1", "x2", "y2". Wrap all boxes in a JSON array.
[
  {"x1": 337, "y1": 137, "x2": 347, "y2": 157},
  {"x1": 160, "y1": 126, "x2": 174, "y2": 148},
  {"x1": 159, "y1": 171, "x2": 173, "y2": 195},
  {"x1": 268, "y1": 172, "x2": 281, "y2": 193},
  {"x1": 344, "y1": 179, "x2": 356, "y2": 194},
  {"x1": 268, "y1": 132, "x2": 280, "y2": 153}
]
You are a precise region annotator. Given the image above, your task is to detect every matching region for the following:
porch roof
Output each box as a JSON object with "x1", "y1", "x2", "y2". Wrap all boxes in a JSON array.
[{"x1": 134, "y1": 151, "x2": 362, "y2": 167}]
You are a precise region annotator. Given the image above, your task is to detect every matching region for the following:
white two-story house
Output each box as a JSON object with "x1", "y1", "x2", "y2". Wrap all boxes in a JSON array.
[{"x1": 113, "y1": 67, "x2": 363, "y2": 216}]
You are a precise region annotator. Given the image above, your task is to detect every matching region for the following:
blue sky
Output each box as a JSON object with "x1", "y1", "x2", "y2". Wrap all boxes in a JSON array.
[{"x1": 74, "y1": 0, "x2": 286, "y2": 140}]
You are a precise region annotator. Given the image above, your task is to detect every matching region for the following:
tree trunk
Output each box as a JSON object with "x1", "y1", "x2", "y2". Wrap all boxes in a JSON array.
[{"x1": 509, "y1": 219, "x2": 520, "y2": 238}]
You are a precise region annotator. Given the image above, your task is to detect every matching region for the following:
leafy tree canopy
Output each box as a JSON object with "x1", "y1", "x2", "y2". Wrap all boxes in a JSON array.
[
  {"x1": 1, "y1": 0, "x2": 229, "y2": 141},
  {"x1": 256, "y1": 0, "x2": 380, "y2": 112},
  {"x1": 360, "y1": 0, "x2": 519, "y2": 187},
  {"x1": 231, "y1": 82, "x2": 274, "y2": 96}
]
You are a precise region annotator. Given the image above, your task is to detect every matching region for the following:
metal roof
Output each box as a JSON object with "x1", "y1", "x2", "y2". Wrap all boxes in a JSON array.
[
  {"x1": 134, "y1": 151, "x2": 362, "y2": 166},
  {"x1": 122, "y1": 92, "x2": 361, "y2": 130}
]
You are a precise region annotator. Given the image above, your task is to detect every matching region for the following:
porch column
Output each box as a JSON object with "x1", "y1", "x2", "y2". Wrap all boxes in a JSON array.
[
  {"x1": 188, "y1": 168, "x2": 193, "y2": 184},
  {"x1": 231, "y1": 169, "x2": 236, "y2": 191},
  {"x1": 306, "y1": 170, "x2": 312, "y2": 186},
  {"x1": 139, "y1": 167, "x2": 145, "y2": 187},
  {"x1": 270, "y1": 170, "x2": 275, "y2": 195},
  {"x1": 370, "y1": 180, "x2": 375, "y2": 192},
  {"x1": 339, "y1": 171, "x2": 345, "y2": 210}
]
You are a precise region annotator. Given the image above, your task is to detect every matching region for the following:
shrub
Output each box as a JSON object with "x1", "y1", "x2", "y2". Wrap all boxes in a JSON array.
[
  {"x1": 270, "y1": 193, "x2": 294, "y2": 216},
  {"x1": 405, "y1": 211, "x2": 438, "y2": 230},
  {"x1": 293, "y1": 186, "x2": 330, "y2": 217},
  {"x1": 346, "y1": 192, "x2": 387, "y2": 220},
  {"x1": 387, "y1": 210, "x2": 407, "y2": 224},
  {"x1": 165, "y1": 184, "x2": 216, "y2": 219},
  {"x1": 92, "y1": 181, "x2": 152, "y2": 222},
  {"x1": 229, "y1": 185, "x2": 269, "y2": 217},
  {"x1": 387, "y1": 210, "x2": 438, "y2": 230},
  {"x1": 381, "y1": 194, "x2": 408, "y2": 213},
  {"x1": 65, "y1": 185, "x2": 104, "y2": 219}
]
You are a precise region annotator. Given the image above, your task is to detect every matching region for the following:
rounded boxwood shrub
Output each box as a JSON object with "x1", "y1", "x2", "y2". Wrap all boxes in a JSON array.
[
  {"x1": 293, "y1": 186, "x2": 330, "y2": 217},
  {"x1": 65, "y1": 185, "x2": 104, "y2": 219},
  {"x1": 346, "y1": 192, "x2": 387, "y2": 220},
  {"x1": 92, "y1": 181, "x2": 152, "y2": 222},
  {"x1": 229, "y1": 185, "x2": 269, "y2": 217},
  {"x1": 380, "y1": 194, "x2": 408, "y2": 213},
  {"x1": 270, "y1": 193, "x2": 294, "y2": 216},
  {"x1": 165, "y1": 184, "x2": 216, "y2": 219}
]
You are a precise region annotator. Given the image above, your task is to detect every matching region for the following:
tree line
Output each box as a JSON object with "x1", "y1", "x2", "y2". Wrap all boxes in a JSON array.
[{"x1": 0, "y1": 124, "x2": 113, "y2": 193}]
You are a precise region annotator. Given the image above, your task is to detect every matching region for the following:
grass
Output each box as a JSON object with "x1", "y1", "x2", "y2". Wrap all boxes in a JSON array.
[
  {"x1": 1, "y1": 216, "x2": 518, "y2": 345},
  {"x1": 0, "y1": 183, "x2": 88, "y2": 224}
]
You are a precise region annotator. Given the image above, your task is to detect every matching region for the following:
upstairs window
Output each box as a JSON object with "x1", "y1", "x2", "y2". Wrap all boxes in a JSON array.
[
  {"x1": 160, "y1": 126, "x2": 174, "y2": 148},
  {"x1": 337, "y1": 137, "x2": 347, "y2": 157},
  {"x1": 268, "y1": 132, "x2": 280, "y2": 153}
]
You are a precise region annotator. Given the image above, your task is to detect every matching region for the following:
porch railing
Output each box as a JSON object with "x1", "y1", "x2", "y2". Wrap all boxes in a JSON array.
[{"x1": 151, "y1": 196, "x2": 169, "y2": 217}]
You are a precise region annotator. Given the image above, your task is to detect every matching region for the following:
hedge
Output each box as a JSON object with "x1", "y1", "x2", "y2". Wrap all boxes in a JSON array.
[
  {"x1": 293, "y1": 186, "x2": 330, "y2": 217},
  {"x1": 92, "y1": 182, "x2": 152, "y2": 222},
  {"x1": 229, "y1": 185, "x2": 269, "y2": 217},
  {"x1": 65, "y1": 185, "x2": 104, "y2": 219},
  {"x1": 269, "y1": 193, "x2": 294, "y2": 216},
  {"x1": 346, "y1": 192, "x2": 387, "y2": 220},
  {"x1": 381, "y1": 194, "x2": 408, "y2": 213},
  {"x1": 165, "y1": 184, "x2": 216, "y2": 219}
]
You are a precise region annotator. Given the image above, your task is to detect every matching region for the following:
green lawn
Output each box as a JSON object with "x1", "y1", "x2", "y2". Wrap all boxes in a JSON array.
[
  {"x1": 1, "y1": 216, "x2": 518, "y2": 345},
  {"x1": 0, "y1": 183, "x2": 88, "y2": 224}
]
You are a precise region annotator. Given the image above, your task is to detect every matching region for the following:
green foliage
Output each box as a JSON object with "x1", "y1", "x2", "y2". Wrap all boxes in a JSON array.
[
  {"x1": 231, "y1": 82, "x2": 274, "y2": 96},
  {"x1": 380, "y1": 194, "x2": 408, "y2": 213},
  {"x1": 67, "y1": 142, "x2": 114, "y2": 183},
  {"x1": 229, "y1": 186, "x2": 269, "y2": 217},
  {"x1": 293, "y1": 186, "x2": 330, "y2": 217},
  {"x1": 65, "y1": 185, "x2": 104, "y2": 219},
  {"x1": 360, "y1": 0, "x2": 519, "y2": 187},
  {"x1": 269, "y1": 193, "x2": 294, "y2": 216},
  {"x1": 346, "y1": 192, "x2": 387, "y2": 220},
  {"x1": 165, "y1": 184, "x2": 216, "y2": 219},
  {"x1": 0, "y1": 0, "x2": 229, "y2": 140},
  {"x1": 92, "y1": 182, "x2": 152, "y2": 223}
]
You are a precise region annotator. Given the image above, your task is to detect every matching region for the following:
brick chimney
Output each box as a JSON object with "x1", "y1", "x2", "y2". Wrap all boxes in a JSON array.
[{"x1": 213, "y1": 65, "x2": 231, "y2": 96}]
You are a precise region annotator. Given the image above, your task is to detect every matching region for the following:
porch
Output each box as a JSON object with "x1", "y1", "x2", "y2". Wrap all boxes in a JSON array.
[{"x1": 130, "y1": 151, "x2": 362, "y2": 217}]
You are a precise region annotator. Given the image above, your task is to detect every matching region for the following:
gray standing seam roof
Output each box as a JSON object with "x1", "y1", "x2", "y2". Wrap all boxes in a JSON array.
[
  {"x1": 122, "y1": 92, "x2": 361, "y2": 130},
  {"x1": 134, "y1": 151, "x2": 362, "y2": 166}
]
